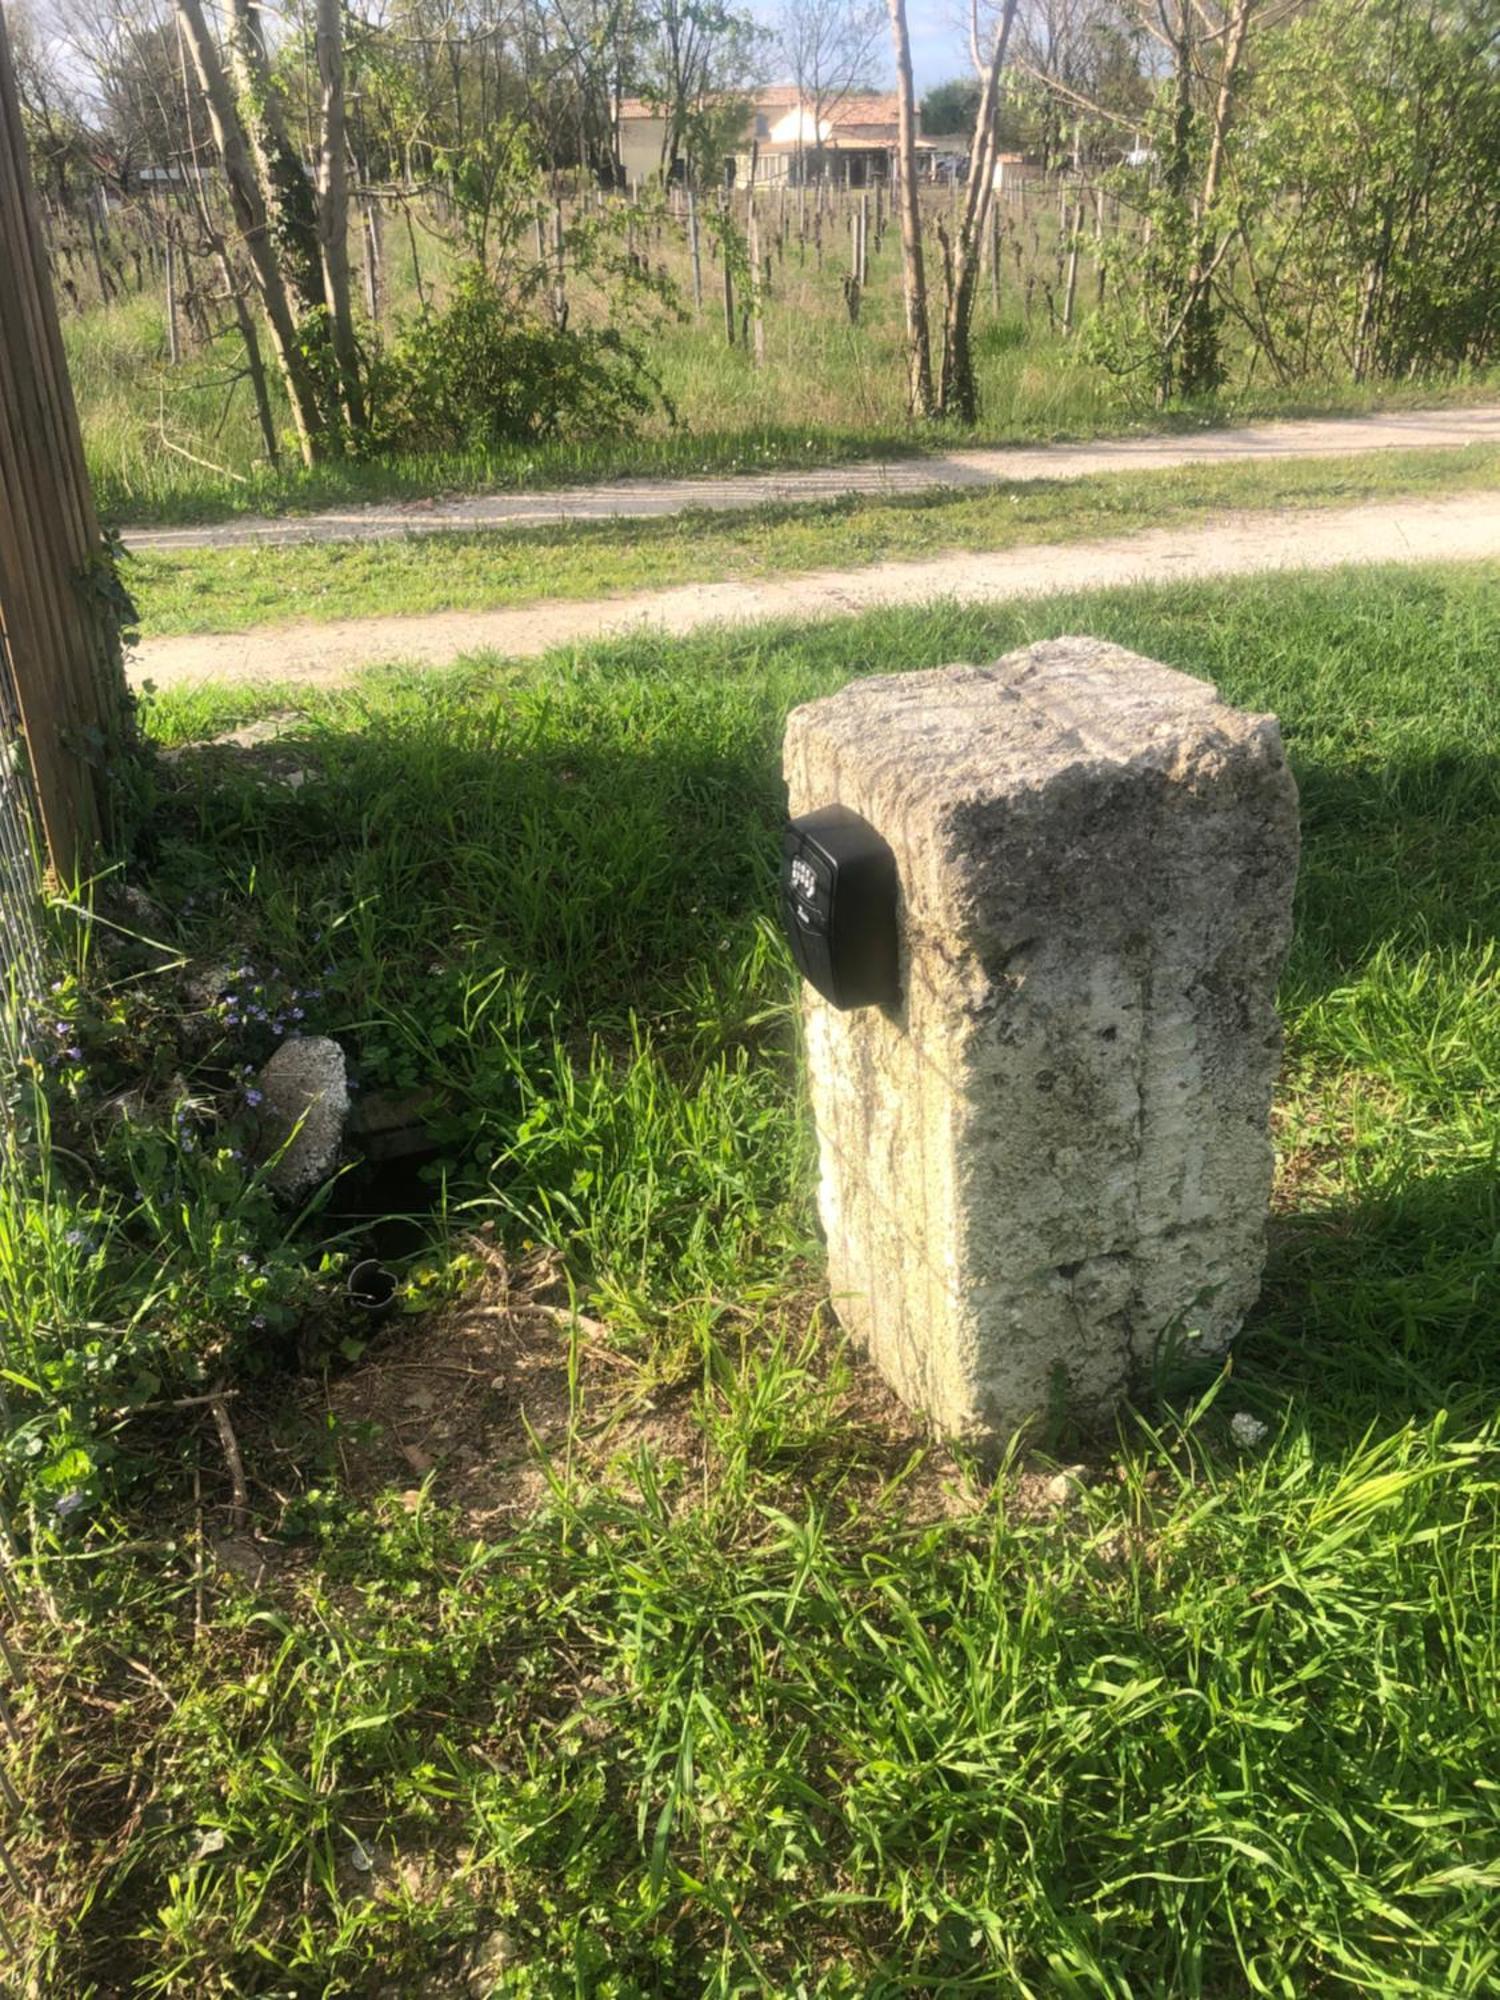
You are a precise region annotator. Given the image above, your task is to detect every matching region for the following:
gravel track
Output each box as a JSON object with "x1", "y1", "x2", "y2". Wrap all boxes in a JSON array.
[{"x1": 132, "y1": 489, "x2": 1500, "y2": 690}]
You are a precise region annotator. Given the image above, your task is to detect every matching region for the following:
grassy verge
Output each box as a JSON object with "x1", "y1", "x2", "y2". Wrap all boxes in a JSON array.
[
  {"x1": 126, "y1": 441, "x2": 1500, "y2": 636},
  {"x1": 74, "y1": 269, "x2": 1500, "y2": 529},
  {"x1": 5, "y1": 561, "x2": 1499, "y2": 1994}
]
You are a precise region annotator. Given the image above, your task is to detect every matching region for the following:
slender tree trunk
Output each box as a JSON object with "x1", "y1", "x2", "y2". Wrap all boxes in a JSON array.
[
  {"x1": 175, "y1": 0, "x2": 323, "y2": 463},
  {"x1": 225, "y1": 251, "x2": 280, "y2": 465},
  {"x1": 937, "y1": 0, "x2": 1019, "y2": 420},
  {"x1": 887, "y1": 0, "x2": 933, "y2": 416},
  {"x1": 176, "y1": 11, "x2": 279, "y2": 466},
  {"x1": 226, "y1": 0, "x2": 325, "y2": 315},
  {"x1": 315, "y1": 0, "x2": 364, "y2": 439},
  {"x1": 1156, "y1": 5, "x2": 1196, "y2": 405},
  {"x1": 1177, "y1": 0, "x2": 1253, "y2": 397},
  {"x1": 402, "y1": 195, "x2": 427, "y2": 312},
  {"x1": 361, "y1": 186, "x2": 381, "y2": 322}
]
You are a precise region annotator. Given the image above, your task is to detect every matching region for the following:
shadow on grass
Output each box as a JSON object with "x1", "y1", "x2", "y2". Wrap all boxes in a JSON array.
[
  {"x1": 1290, "y1": 745, "x2": 1500, "y2": 978},
  {"x1": 151, "y1": 698, "x2": 1498, "y2": 1446},
  {"x1": 1245, "y1": 1158, "x2": 1500, "y2": 1440}
]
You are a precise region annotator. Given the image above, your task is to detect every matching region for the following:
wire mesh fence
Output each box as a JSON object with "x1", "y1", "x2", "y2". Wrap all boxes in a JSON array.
[
  {"x1": 0, "y1": 622, "x2": 45, "y2": 1076},
  {"x1": 0, "y1": 619, "x2": 44, "y2": 1975}
]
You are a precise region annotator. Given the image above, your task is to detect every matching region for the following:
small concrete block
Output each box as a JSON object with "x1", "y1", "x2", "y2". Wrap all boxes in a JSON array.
[
  {"x1": 783, "y1": 638, "x2": 1299, "y2": 1439},
  {"x1": 256, "y1": 1035, "x2": 349, "y2": 1199}
]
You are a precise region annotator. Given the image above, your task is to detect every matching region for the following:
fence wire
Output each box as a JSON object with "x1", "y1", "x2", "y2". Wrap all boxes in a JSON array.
[
  {"x1": 0, "y1": 622, "x2": 45, "y2": 1075},
  {"x1": 0, "y1": 621, "x2": 41, "y2": 1975},
  {"x1": 0, "y1": 624, "x2": 39, "y2": 1975}
]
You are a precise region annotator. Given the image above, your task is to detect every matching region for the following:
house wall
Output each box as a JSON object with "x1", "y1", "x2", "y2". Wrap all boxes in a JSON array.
[{"x1": 618, "y1": 115, "x2": 668, "y2": 185}]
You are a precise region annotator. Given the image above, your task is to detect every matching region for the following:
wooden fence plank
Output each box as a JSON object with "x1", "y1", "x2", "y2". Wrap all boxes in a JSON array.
[{"x1": 0, "y1": 0, "x2": 128, "y2": 880}]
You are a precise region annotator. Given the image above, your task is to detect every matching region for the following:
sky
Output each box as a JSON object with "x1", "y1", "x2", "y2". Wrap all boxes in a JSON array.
[
  {"x1": 748, "y1": 0, "x2": 980, "y2": 102},
  {"x1": 897, "y1": 1, "x2": 978, "y2": 96}
]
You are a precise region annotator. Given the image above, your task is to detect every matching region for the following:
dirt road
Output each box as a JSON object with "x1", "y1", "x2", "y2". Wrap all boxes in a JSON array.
[
  {"x1": 122, "y1": 405, "x2": 1500, "y2": 554},
  {"x1": 131, "y1": 489, "x2": 1500, "y2": 690}
]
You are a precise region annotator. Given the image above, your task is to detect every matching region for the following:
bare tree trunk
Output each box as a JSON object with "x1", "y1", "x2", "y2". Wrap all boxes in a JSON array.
[
  {"x1": 361, "y1": 187, "x2": 381, "y2": 322},
  {"x1": 1177, "y1": 0, "x2": 1254, "y2": 397},
  {"x1": 175, "y1": 0, "x2": 323, "y2": 464},
  {"x1": 226, "y1": 0, "x2": 325, "y2": 315},
  {"x1": 887, "y1": 0, "x2": 932, "y2": 416},
  {"x1": 938, "y1": 0, "x2": 1019, "y2": 420},
  {"x1": 402, "y1": 195, "x2": 427, "y2": 312},
  {"x1": 315, "y1": 0, "x2": 364, "y2": 439},
  {"x1": 225, "y1": 252, "x2": 280, "y2": 464},
  {"x1": 176, "y1": 12, "x2": 279, "y2": 466}
]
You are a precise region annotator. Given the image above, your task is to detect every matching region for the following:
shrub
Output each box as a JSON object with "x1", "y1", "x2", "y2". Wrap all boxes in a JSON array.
[{"x1": 371, "y1": 265, "x2": 666, "y2": 454}]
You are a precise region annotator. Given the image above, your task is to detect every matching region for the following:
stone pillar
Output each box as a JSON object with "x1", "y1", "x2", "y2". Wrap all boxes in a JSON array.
[{"x1": 783, "y1": 638, "x2": 1299, "y2": 1439}]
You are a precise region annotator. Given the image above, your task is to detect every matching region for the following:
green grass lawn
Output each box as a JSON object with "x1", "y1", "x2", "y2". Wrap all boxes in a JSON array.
[
  {"x1": 125, "y1": 442, "x2": 1500, "y2": 637},
  {"x1": 5, "y1": 560, "x2": 1499, "y2": 1994}
]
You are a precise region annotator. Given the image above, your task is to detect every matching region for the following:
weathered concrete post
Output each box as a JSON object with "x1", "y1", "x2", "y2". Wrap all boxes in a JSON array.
[{"x1": 783, "y1": 639, "x2": 1299, "y2": 1439}]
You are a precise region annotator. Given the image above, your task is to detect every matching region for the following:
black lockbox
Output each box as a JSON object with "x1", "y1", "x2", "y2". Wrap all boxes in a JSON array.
[{"x1": 781, "y1": 805, "x2": 900, "y2": 1011}]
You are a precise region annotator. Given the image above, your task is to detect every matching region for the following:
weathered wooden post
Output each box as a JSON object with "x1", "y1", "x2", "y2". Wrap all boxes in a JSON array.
[
  {"x1": 746, "y1": 145, "x2": 766, "y2": 366},
  {"x1": 0, "y1": 3, "x2": 130, "y2": 880},
  {"x1": 720, "y1": 190, "x2": 735, "y2": 345},
  {"x1": 687, "y1": 187, "x2": 703, "y2": 313},
  {"x1": 1062, "y1": 212, "x2": 1080, "y2": 335}
]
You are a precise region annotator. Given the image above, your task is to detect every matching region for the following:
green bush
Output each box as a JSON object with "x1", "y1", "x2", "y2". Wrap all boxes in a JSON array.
[{"x1": 371, "y1": 266, "x2": 665, "y2": 453}]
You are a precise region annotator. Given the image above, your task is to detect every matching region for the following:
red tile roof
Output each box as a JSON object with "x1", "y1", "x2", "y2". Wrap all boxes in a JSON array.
[{"x1": 618, "y1": 88, "x2": 903, "y2": 132}]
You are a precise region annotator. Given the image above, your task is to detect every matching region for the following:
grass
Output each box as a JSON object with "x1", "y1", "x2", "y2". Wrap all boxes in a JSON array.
[
  {"x1": 67, "y1": 191, "x2": 1500, "y2": 528},
  {"x1": 4, "y1": 559, "x2": 1500, "y2": 1994},
  {"x1": 123, "y1": 442, "x2": 1500, "y2": 637}
]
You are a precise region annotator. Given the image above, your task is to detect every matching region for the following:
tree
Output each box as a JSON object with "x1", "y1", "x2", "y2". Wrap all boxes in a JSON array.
[
  {"x1": 315, "y1": 0, "x2": 365, "y2": 433},
  {"x1": 1151, "y1": 0, "x2": 1256, "y2": 400},
  {"x1": 774, "y1": 0, "x2": 883, "y2": 180},
  {"x1": 1029, "y1": 0, "x2": 1267, "y2": 403},
  {"x1": 1012, "y1": 0, "x2": 1144, "y2": 164},
  {"x1": 223, "y1": 0, "x2": 325, "y2": 315},
  {"x1": 174, "y1": 0, "x2": 326, "y2": 459},
  {"x1": 919, "y1": 73, "x2": 981, "y2": 140},
  {"x1": 7, "y1": 2, "x2": 93, "y2": 209},
  {"x1": 1240, "y1": 0, "x2": 1500, "y2": 383},
  {"x1": 886, "y1": 0, "x2": 931, "y2": 414},
  {"x1": 935, "y1": 0, "x2": 1019, "y2": 420},
  {"x1": 635, "y1": 0, "x2": 759, "y2": 182}
]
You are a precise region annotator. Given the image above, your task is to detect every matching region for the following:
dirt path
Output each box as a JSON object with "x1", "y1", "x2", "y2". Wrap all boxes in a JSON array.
[
  {"x1": 132, "y1": 490, "x2": 1500, "y2": 691},
  {"x1": 123, "y1": 405, "x2": 1500, "y2": 554}
]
